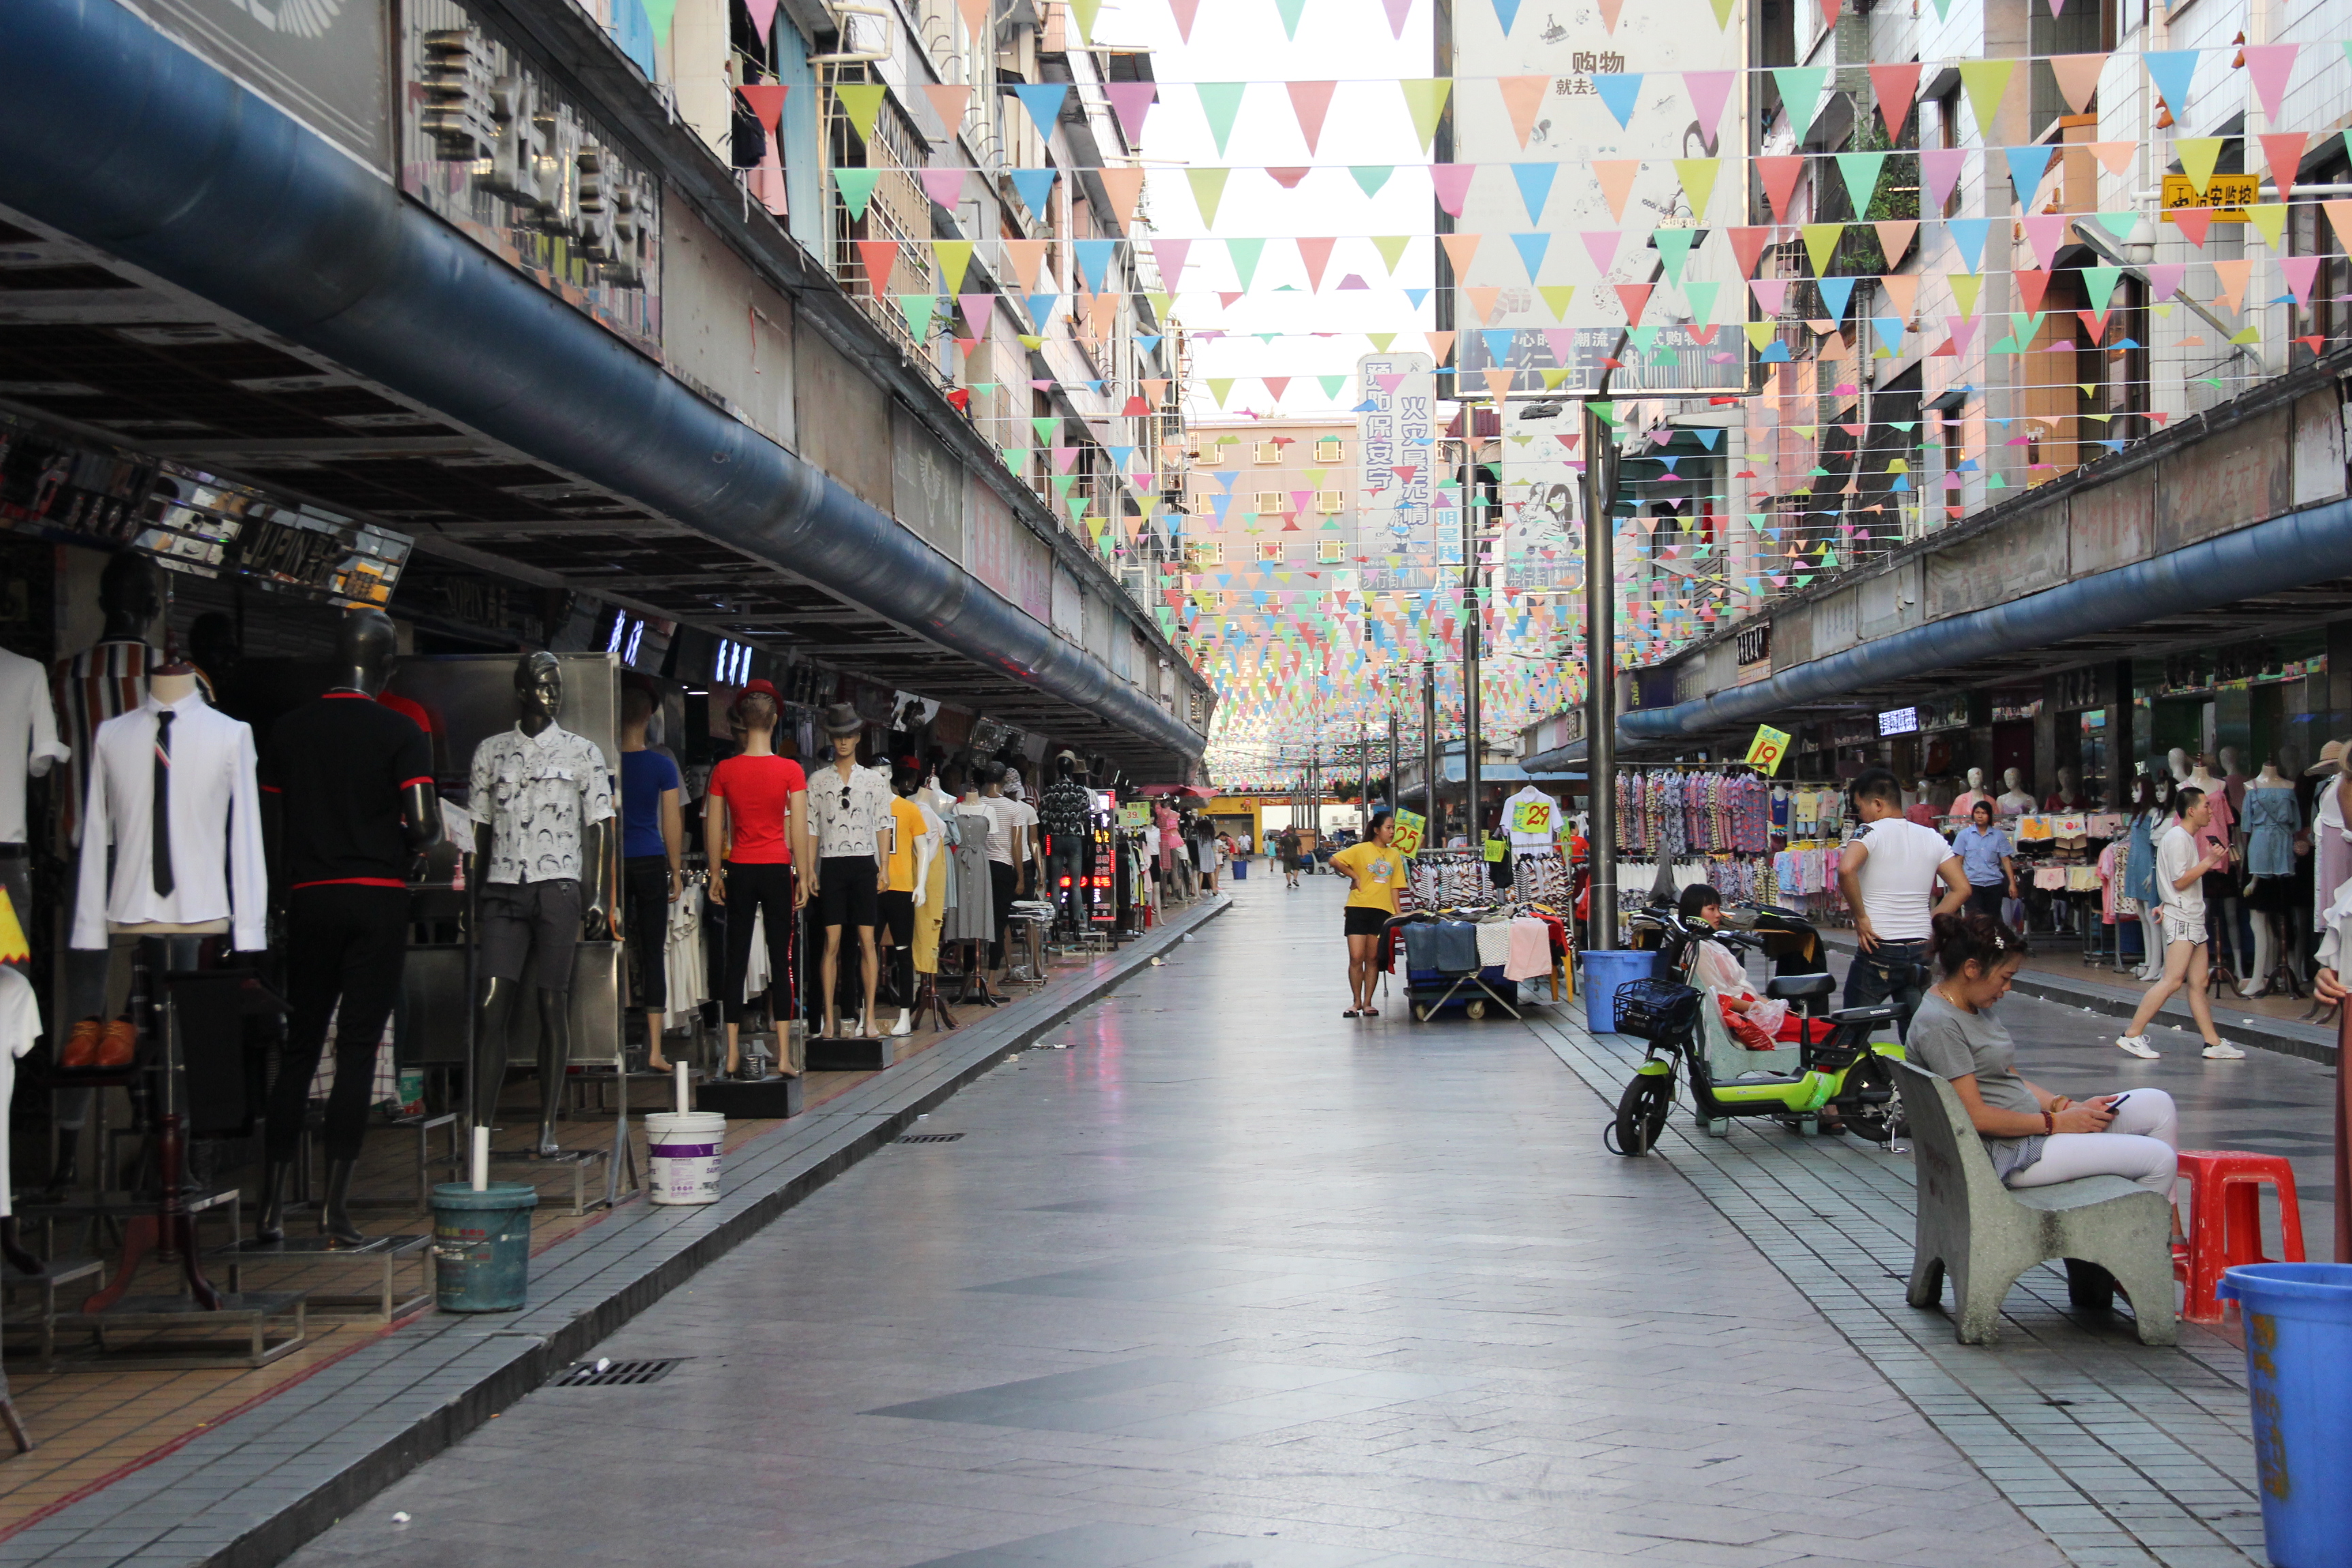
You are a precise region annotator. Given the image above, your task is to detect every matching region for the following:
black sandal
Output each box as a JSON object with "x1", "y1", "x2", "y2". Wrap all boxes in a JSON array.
[{"x1": 1343, "y1": 1009, "x2": 1360, "y2": 1018}]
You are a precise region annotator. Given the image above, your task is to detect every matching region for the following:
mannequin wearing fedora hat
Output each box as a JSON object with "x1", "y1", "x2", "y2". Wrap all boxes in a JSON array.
[
  {"x1": 706, "y1": 681, "x2": 808, "y2": 1076},
  {"x1": 808, "y1": 702, "x2": 891, "y2": 1039}
]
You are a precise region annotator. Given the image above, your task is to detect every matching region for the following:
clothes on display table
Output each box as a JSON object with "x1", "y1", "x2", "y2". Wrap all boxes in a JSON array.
[
  {"x1": 73, "y1": 688, "x2": 267, "y2": 950},
  {"x1": 468, "y1": 721, "x2": 614, "y2": 885},
  {"x1": 2241, "y1": 786, "x2": 2301, "y2": 877},
  {"x1": 0, "y1": 647, "x2": 67, "y2": 847}
]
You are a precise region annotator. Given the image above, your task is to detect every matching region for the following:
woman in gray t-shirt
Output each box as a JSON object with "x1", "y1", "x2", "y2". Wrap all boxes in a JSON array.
[{"x1": 1906, "y1": 912, "x2": 2179, "y2": 1200}]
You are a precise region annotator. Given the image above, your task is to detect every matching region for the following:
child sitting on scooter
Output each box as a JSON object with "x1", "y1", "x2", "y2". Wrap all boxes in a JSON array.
[{"x1": 1675, "y1": 885, "x2": 1788, "y2": 1047}]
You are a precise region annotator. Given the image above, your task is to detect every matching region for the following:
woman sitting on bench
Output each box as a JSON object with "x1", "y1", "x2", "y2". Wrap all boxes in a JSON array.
[{"x1": 1908, "y1": 911, "x2": 2178, "y2": 1201}]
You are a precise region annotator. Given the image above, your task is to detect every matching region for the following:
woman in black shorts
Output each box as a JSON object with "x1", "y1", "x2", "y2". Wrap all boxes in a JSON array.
[{"x1": 1328, "y1": 812, "x2": 1407, "y2": 1017}]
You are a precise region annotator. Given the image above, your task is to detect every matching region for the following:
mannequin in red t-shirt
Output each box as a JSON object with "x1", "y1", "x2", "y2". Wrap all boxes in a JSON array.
[{"x1": 705, "y1": 683, "x2": 809, "y2": 1077}]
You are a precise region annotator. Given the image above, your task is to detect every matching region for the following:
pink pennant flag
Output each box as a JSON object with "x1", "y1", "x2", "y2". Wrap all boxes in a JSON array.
[
  {"x1": 1867, "y1": 63, "x2": 1921, "y2": 132},
  {"x1": 2242, "y1": 44, "x2": 2299, "y2": 121},
  {"x1": 1152, "y1": 238, "x2": 1192, "y2": 283},
  {"x1": 2021, "y1": 213, "x2": 2070, "y2": 270},
  {"x1": 1264, "y1": 378, "x2": 1291, "y2": 402},
  {"x1": 1916, "y1": 148, "x2": 1963, "y2": 214},
  {"x1": 1102, "y1": 82, "x2": 1158, "y2": 145},
  {"x1": 1382, "y1": 0, "x2": 1413, "y2": 37},
  {"x1": 746, "y1": 0, "x2": 779, "y2": 41},
  {"x1": 1288, "y1": 80, "x2": 1337, "y2": 154},
  {"x1": 958, "y1": 294, "x2": 994, "y2": 335},
  {"x1": 1169, "y1": 0, "x2": 1203, "y2": 41},
  {"x1": 1682, "y1": 71, "x2": 1736, "y2": 143},
  {"x1": 1297, "y1": 236, "x2": 1335, "y2": 291},
  {"x1": 2047, "y1": 54, "x2": 2106, "y2": 115},
  {"x1": 2146, "y1": 263, "x2": 2187, "y2": 302},
  {"x1": 1544, "y1": 328, "x2": 1575, "y2": 362},
  {"x1": 1581, "y1": 231, "x2": 1622, "y2": 275},
  {"x1": 1749, "y1": 278, "x2": 1788, "y2": 313},
  {"x1": 1431, "y1": 163, "x2": 1477, "y2": 216},
  {"x1": 1376, "y1": 374, "x2": 1407, "y2": 394},
  {"x1": 919, "y1": 167, "x2": 967, "y2": 206},
  {"x1": 2281, "y1": 254, "x2": 2323, "y2": 306},
  {"x1": 1596, "y1": 0, "x2": 1624, "y2": 31},
  {"x1": 1264, "y1": 166, "x2": 1311, "y2": 189},
  {"x1": 2174, "y1": 207, "x2": 2214, "y2": 248}
]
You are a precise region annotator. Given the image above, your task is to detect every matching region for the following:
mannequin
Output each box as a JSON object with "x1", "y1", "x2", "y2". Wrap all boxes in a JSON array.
[
  {"x1": 1925, "y1": 776, "x2": 1958, "y2": 819},
  {"x1": 2218, "y1": 745, "x2": 2248, "y2": 817},
  {"x1": 257, "y1": 610, "x2": 437, "y2": 1245},
  {"x1": 1039, "y1": 750, "x2": 1094, "y2": 936},
  {"x1": 2168, "y1": 747, "x2": 2191, "y2": 785},
  {"x1": 808, "y1": 702, "x2": 889, "y2": 1040},
  {"x1": 978, "y1": 761, "x2": 1026, "y2": 984},
  {"x1": 2124, "y1": 773, "x2": 2166, "y2": 981},
  {"x1": 706, "y1": 681, "x2": 805, "y2": 1078},
  {"x1": 466, "y1": 653, "x2": 613, "y2": 1154},
  {"x1": 48, "y1": 551, "x2": 163, "y2": 1192},
  {"x1": 1950, "y1": 766, "x2": 1992, "y2": 819},
  {"x1": 617, "y1": 685, "x2": 684, "y2": 1073},
  {"x1": 2043, "y1": 766, "x2": 2087, "y2": 812},
  {"x1": 881, "y1": 762, "x2": 941, "y2": 1036},
  {"x1": 944, "y1": 766, "x2": 1001, "y2": 1004},
  {"x1": 1996, "y1": 767, "x2": 2036, "y2": 817},
  {"x1": 2238, "y1": 760, "x2": 2303, "y2": 997}
]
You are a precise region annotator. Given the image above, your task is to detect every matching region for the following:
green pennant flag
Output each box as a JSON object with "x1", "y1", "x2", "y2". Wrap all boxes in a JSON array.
[
  {"x1": 641, "y1": 0, "x2": 679, "y2": 33},
  {"x1": 836, "y1": 84, "x2": 888, "y2": 144},
  {"x1": 1227, "y1": 237, "x2": 1267, "y2": 290},
  {"x1": 836, "y1": 167, "x2": 881, "y2": 220},
  {"x1": 2082, "y1": 265, "x2": 2122, "y2": 313},
  {"x1": 1652, "y1": 227, "x2": 1697, "y2": 287},
  {"x1": 1684, "y1": 279, "x2": 1720, "y2": 321},
  {"x1": 1188, "y1": 167, "x2": 1231, "y2": 227},
  {"x1": 1773, "y1": 67, "x2": 1830, "y2": 142},
  {"x1": 1833, "y1": 150, "x2": 1886, "y2": 212},
  {"x1": 1031, "y1": 416, "x2": 1059, "y2": 442},
  {"x1": 1196, "y1": 82, "x2": 1248, "y2": 157},
  {"x1": 1275, "y1": 0, "x2": 1308, "y2": 38},
  {"x1": 1397, "y1": 80, "x2": 1452, "y2": 154},
  {"x1": 1352, "y1": 166, "x2": 1396, "y2": 197},
  {"x1": 898, "y1": 294, "x2": 937, "y2": 338},
  {"x1": 1319, "y1": 374, "x2": 1348, "y2": 398}
]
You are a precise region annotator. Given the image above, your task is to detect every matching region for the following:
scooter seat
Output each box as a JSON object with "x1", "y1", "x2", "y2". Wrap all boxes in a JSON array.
[
  {"x1": 1765, "y1": 973, "x2": 1836, "y2": 1002},
  {"x1": 1826, "y1": 1003, "x2": 1901, "y2": 1027}
]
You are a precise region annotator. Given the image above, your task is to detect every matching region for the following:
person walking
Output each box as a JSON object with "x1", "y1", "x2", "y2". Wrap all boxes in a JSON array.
[
  {"x1": 1330, "y1": 811, "x2": 1406, "y2": 1017},
  {"x1": 1279, "y1": 825, "x2": 1303, "y2": 887},
  {"x1": 1835, "y1": 767, "x2": 1969, "y2": 1034},
  {"x1": 2115, "y1": 787, "x2": 2246, "y2": 1059},
  {"x1": 1951, "y1": 799, "x2": 2018, "y2": 926}
]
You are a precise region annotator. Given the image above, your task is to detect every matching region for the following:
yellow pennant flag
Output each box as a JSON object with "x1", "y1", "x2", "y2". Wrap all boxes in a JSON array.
[
  {"x1": 1948, "y1": 272, "x2": 1983, "y2": 317},
  {"x1": 2175, "y1": 136, "x2": 2226, "y2": 198},
  {"x1": 1671, "y1": 158, "x2": 1720, "y2": 223},
  {"x1": 835, "y1": 83, "x2": 888, "y2": 144},
  {"x1": 1954, "y1": 61, "x2": 2015, "y2": 134},
  {"x1": 2244, "y1": 202, "x2": 2289, "y2": 250},
  {"x1": 1397, "y1": 79, "x2": 1452, "y2": 154},
  {"x1": 1372, "y1": 235, "x2": 1413, "y2": 274},
  {"x1": 1538, "y1": 283, "x2": 1578, "y2": 319},
  {"x1": 1800, "y1": 222, "x2": 1843, "y2": 277},
  {"x1": 932, "y1": 240, "x2": 973, "y2": 293},
  {"x1": 1188, "y1": 167, "x2": 1230, "y2": 227}
]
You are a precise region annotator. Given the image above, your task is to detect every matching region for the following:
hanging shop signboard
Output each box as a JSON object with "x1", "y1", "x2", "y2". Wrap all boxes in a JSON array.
[
  {"x1": 1116, "y1": 802, "x2": 1151, "y2": 828},
  {"x1": 0, "y1": 409, "x2": 410, "y2": 608},
  {"x1": 2160, "y1": 174, "x2": 2256, "y2": 223},
  {"x1": 143, "y1": 0, "x2": 392, "y2": 168},
  {"x1": 398, "y1": 0, "x2": 662, "y2": 355},
  {"x1": 1918, "y1": 691, "x2": 1970, "y2": 732},
  {"x1": 1355, "y1": 352, "x2": 1439, "y2": 592},
  {"x1": 1744, "y1": 724, "x2": 1791, "y2": 775},
  {"x1": 1989, "y1": 698, "x2": 2042, "y2": 723},
  {"x1": 1876, "y1": 706, "x2": 1920, "y2": 737},
  {"x1": 1734, "y1": 621, "x2": 1771, "y2": 668}
]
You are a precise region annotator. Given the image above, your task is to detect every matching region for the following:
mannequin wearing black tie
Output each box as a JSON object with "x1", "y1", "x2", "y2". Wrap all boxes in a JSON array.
[{"x1": 257, "y1": 611, "x2": 438, "y2": 1245}]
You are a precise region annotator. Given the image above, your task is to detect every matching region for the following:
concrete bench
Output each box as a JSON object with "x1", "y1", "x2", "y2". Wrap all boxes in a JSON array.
[{"x1": 1891, "y1": 1058, "x2": 2176, "y2": 1346}]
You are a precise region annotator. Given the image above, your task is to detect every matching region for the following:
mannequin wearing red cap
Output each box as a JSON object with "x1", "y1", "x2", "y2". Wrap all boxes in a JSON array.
[{"x1": 705, "y1": 681, "x2": 809, "y2": 1076}]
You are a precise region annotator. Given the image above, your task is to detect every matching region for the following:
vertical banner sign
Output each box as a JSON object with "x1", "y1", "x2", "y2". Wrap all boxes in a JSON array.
[
  {"x1": 1356, "y1": 351, "x2": 1438, "y2": 591},
  {"x1": 1499, "y1": 402, "x2": 1583, "y2": 589},
  {"x1": 1391, "y1": 807, "x2": 1428, "y2": 856},
  {"x1": 1745, "y1": 724, "x2": 1792, "y2": 774}
]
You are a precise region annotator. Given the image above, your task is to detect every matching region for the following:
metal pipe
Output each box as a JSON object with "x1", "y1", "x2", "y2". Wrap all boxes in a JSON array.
[
  {"x1": 1462, "y1": 413, "x2": 1483, "y2": 851},
  {"x1": 0, "y1": 0, "x2": 1198, "y2": 761},
  {"x1": 1582, "y1": 406, "x2": 1618, "y2": 950},
  {"x1": 1387, "y1": 707, "x2": 1400, "y2": 818},
  {"x1": 1621, "y1": 489, "x2": 2352, "y2": 740},
  {"x1": 1421, "y1": 659, "x2": 1439, "y2": 827}
]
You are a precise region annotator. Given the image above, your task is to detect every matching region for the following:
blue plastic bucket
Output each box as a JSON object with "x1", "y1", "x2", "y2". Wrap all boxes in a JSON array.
[
  {"x1": 1581, "y1": 950, "x2": 1659, "y2": 1034},
  {"x1": 2215, "y1": 1262, "x2": 2352, "y2": 1566},
  {"x1": 429, "y1": 1182, "x2": 539, "y2": 1313},
  {"x1": 1230, "y1": 859, "x2": 1247, "y2": 881}
]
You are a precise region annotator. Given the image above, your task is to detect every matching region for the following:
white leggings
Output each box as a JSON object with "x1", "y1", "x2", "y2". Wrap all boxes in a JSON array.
[{"x1": 2002, "y1": 1088, "x2": 2178, "y2": 1200}]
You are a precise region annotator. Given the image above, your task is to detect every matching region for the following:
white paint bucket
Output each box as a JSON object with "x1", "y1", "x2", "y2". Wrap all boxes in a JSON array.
[{"x1": 644, "y1": 1111, "x2": 726, "y2": 1205}]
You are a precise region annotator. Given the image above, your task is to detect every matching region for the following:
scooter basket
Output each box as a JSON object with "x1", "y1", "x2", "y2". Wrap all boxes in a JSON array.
[{"x1": 1611, "y1": 979, "x2": 1702, "y2": 1043}]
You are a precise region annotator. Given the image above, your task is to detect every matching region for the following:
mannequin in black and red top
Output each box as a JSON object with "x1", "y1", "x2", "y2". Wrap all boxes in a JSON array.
[
  {"x1": 705, "y1": 681, "x2": 808, "y2": 1077},
  {"x1": 257, "y1": 610, "x2": 437, "y2": 1245}
]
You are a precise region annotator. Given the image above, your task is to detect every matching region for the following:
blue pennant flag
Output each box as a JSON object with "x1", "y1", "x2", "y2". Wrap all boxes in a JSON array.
[
  {"x1": 1009, "y1": 167, "x2": 1059, "y2": 221},
  {"x1": 1592, "y1": 74, "x2": 1644, "y2": 129}
]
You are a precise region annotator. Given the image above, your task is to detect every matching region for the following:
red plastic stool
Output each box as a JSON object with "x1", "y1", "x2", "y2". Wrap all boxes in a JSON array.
[{"x1": 2173, "y1": 1149, "x2": 2305, "y2": 1324}]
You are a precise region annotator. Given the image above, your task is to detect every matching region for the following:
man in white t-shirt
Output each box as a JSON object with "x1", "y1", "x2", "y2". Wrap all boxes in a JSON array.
[
  {"x1": 1836, "y1": 768, "x2": 1968, "y2": 1031},
  {"x1": 2115, "y1": 787, "x2": 2244, "y2": 1060}
]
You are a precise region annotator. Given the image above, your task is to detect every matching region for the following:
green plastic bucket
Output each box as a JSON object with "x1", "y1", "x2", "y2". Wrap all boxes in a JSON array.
[{"x1": 429, "y1": 1181, "x2": 538, "y2": 1312}]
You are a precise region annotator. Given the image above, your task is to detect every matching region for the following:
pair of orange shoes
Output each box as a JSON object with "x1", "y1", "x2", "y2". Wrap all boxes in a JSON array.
[{"x1": 59, "y1": 1017, "x2": 136, "y2": 1069}]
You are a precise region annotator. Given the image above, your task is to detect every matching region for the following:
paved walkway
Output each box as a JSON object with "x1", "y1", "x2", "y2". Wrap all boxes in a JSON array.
[{"x1": 279, "y1": 878, "x2": 2219, "y2": 1568}]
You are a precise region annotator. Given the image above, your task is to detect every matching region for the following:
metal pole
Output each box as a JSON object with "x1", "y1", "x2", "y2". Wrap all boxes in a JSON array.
[
  {"x1": 1388, "y1": 706, "x2": 1400, "y2": 819},
  {"x1": 1359, "y1": 723, "x2": 1371, "y2": 824},
  {"x1": 2338, "y1": 1004, "x2": 2351, "y2": 1262},
  {"x1": 1582, "y1": 402, "x2": 1618, "y2": 951},
  {"x1": 1420, "y1": 659, "x2": 1439, "y2": 827},
  {"x1": 1463, "y1": 405, "x2": 1484, "y2": 852}
]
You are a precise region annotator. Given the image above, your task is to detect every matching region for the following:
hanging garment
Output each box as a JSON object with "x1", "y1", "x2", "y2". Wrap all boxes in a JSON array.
[
  {"x1": 945, "y1": 808, "x2": 997, "y2": 943},
  {"x1": 2124, "y1": 809, "x2": 2159, "y2": 904},
  {"x1": 2241, "y1": 787, "x2": 2302, "y2": 878},
  {"x1": 664, "y1": 883, "x2": 708, "y2": 1029}
]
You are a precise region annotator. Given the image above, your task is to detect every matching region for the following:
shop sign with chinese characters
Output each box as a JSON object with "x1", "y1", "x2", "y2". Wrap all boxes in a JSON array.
[{"x1": 400, "y1": 0, "x2": 661, "y2": 355}]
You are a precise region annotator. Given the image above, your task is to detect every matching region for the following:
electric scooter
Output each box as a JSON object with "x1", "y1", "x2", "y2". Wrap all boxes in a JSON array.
[{"x1": 1605, "y1": 909, "x2": 1908, "y2": 1155}]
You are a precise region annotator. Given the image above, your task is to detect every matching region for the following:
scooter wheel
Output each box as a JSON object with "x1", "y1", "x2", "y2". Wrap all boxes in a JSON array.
[{"x1": 1607, "y1": 1073, "x2": 1671, "y2": 1156}]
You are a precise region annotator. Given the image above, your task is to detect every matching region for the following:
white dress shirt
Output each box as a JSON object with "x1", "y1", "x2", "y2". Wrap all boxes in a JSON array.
[
  {"x1": 73, "y1": 689, "x2": 267, "y2": 950},
  {"x1": 0, "y1": 648, "x2": 69, "y2": 846}
]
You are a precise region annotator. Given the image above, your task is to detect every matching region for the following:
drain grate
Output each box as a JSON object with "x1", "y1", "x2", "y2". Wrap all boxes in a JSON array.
[
  {"x1": 551, "y1": 1358, "x2": 687, "y2": 1388},
  {"x1": 895, "y1": 1132, "x2": 966, "y2": 1143}
]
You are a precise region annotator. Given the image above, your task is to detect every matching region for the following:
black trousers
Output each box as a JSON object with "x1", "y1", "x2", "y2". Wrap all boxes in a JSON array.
[
  {"x1": 623, "y1": 855, "x2": 670, "y2": 1013},
  {"x1": 720, "y1": 860, "x2": 796, "y2": 1024},
  {"x1": 271, "y1": 884, "x2": 410, "y2": 1162},
  {"x1": 987, "y1": 861, "x2": 1017, "y2": 966},
  {"x1": 1966, "y1": 883, "x2": 2008, "y2": 925}
]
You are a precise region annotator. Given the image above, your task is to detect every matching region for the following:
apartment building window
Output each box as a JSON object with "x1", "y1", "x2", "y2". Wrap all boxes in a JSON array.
[
  {"x1": 1318, "y1": 538, "x2": 1345, "y2": 563},
  {"x1": 1936, "y1": 86, "x2": 1963, "y2": 217},
  {"x1": 1314, "y1": 437, "x2": 1344, "y2": 463},
  {"x1": 1258, "y1": 541, "x2": 1284, "y2": 561},
  {"x1": 1186, "y1": 541, "x2": 1224, "y2": 566},
  {"x1": 1253, "y1": 490, "x2": 1286, "y2": 514},
  {"x1": 2290, "y1": 150, "x2": 2352, "y2": 347},
  {"x1": 1254, "y1": 441, "x2": 1281, "y2": 463},
  {"x1": 1315, "y1": 489, "x2": 1345, "y2": 514}
]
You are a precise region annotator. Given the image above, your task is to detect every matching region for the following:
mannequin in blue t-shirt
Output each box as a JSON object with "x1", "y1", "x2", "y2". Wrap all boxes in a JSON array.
[{"x1": 618, "y1": 685, "x2": 684, "y2": 1071}]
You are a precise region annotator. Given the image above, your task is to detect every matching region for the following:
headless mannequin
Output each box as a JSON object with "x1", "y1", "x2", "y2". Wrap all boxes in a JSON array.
[
  {"x1": 706, "y1": 694, "x2": 806, "y2": 1077},
  {"x1": 815, "y1": 728, "x2": 883, "y2": 1041},
  {"x1": 2218, "y1": 745, "x2": 2247, "y2": 817},
  {"x1": 1951, "y1": 766, "x2": 1992, "y2": 819},
  {"x1": 885, "y1": 770, "x2": 936, "y2": 1037},
  {"x1": 1997, "y1": 767, "x2": 2036, "y2": 817},
  {"x1": 621, "y1": 693, "x2": 685, "y2": 1073},
  {"x1": 258, "y1": 611, "x2": 437, "y2": 1244},
  {"x1": 2240, "y1": 762, "x2": 2301, "y2": 998},
  {"x1": 2168, "y1": 747, "x2": 2191, "y2": 785},
  {"x1": 470, "y1": 655, "x2": 611, "y2": 1155},
  {"x1": 955, "y1": 773, "x2": 1003, "y2": 1005},
  {"x1": 980, "y1": 768, "x2": 1025, "y2": 985},
  {"x1": 2045, "y1": 766, "x2": 2086, "y2": 812}
]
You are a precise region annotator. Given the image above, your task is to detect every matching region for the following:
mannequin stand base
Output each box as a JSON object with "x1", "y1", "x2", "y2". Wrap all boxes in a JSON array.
[
  {"x1": 487, "y1": 1148, "x2": 613, "y2": 1217},
  {"x1": 52, "y1": 1290, "x2": 308, "y2": 1370},
  {"x1": 806, "y1": 1036, "x2": 892, "y2": 1073},
  {"x1": 212, "y1": 1235, "x2": 431, "y2": 1324},
  {"x1": 911, "y1": 974, "x2": 956, "y2": 1034},
  {"x1": 696, "y1": 1075, "x2": 805, "y2": 1120}
]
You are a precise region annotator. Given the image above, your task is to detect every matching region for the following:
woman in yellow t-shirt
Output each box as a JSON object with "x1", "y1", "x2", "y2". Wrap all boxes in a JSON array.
[{"x1": 1329, "y1": 811, "x2": 1407, "y2": 1017}]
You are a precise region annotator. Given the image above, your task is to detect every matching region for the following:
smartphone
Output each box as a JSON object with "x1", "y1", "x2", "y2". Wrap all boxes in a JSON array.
[{"x1": 2104, "y1": 1092, "x2": 2131, "y2": 1112}]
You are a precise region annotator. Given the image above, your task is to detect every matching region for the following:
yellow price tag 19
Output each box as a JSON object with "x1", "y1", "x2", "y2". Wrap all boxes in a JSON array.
[{"x1": 1746, "y1": 723, "x2": 1792, "y2": 775}]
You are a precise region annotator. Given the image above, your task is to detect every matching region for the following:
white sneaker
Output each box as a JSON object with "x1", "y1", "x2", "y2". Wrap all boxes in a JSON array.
[
  {"x1": 2116, "y1": 1034, "x2": 2161, "y2": 1060},
  {"x1": 2202, "y1": 1041, "x2": 2247, "y2": 1060}
]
